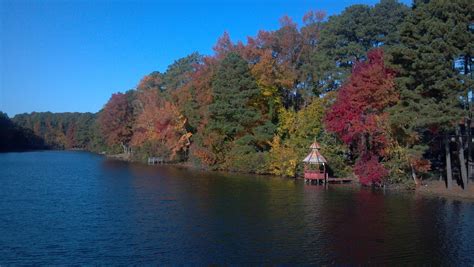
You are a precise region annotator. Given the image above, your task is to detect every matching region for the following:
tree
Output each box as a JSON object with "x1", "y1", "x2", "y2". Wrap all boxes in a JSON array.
[
  {"x1": 0, "y1": 112, "x2": 46, "y2": 152},
  {"x1": 98, "y1": 92, "x2": 135, "y2": 154},
  {"x1": 269, "y1": 98, "x2": 324, "y2": 177},
  {"x1": 12, "y1": 112, "x2": 98, "y2": 150},
  {"x1": 209, "y1": 53, "x2": 261, "y2": 139},
  {"x1": 137, "y1": 71, "x2": 164, "y2": 91},
  {"x1": 249, "y1": 49, "x2": 289, "y2": 117},
  {"x1": 371, "y1": 0, "x2": 411, "y2": 46},
  {"x1": 162, "y1": 52, "x2": 203, "y2": 91},
  {"x1": 207, "y1": 52, "x2": 262, "y2": 166},
  {"x1": 131, "y1": 89, "x2": 190, "y2": 161},
  {"x1": 389, "y1": 0, "x2": 474, "y2": 188},
  {"x1": 242, "y1": 17, "x2": 307, "y2": 110},
  {"x1": 213, "y1": 31, "x2": 235, "y2": 59},
  {"x1": 298, "y1": 10, "x2": 326, "y2": 96},
  {"x1": 326, "y1": 49, "x2": 398, "y2": 185},
  {"x1": 175, "y1": 56, "x2": 217, "y2": 166},
  {"x1": 65, "y1": 123, "x2": 77, "y2": 149},
  {"x1": 267, "y1": 96, "x2": 350, "y2": 178},
  {"x1": 314, "y1": 0, "x2": 410, "y2": 93}
]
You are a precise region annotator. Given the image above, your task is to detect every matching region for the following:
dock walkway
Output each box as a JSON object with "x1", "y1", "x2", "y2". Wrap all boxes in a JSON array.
[
  {"x1": 304, "y1": 176, "x2": 354, "y2": 185},
  {"x1": 148, "y1": 157, "x2": 164, "y2": 165}
]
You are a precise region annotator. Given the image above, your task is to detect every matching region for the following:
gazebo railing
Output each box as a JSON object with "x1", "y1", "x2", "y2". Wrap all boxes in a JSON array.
[{"x1": 304, "y1": 170, "x2": 327, "y2": 180}]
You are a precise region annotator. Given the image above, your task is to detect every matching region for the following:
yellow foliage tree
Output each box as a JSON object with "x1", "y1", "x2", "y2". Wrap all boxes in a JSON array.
[
  {"x1": 268, "y1": 136, "x2": 299, "y2": 177},
  {"x1": 268, "y1": 98, "x2": 325, "y2": 176}
]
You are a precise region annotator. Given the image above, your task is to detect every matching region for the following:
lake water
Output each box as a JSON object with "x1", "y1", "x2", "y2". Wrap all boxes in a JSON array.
[{"x1": 1, "y1": 151, "x2": 473, "y2": 265}]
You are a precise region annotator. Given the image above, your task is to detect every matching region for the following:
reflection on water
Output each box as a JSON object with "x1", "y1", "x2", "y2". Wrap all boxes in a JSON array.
[{"x1": 0, "y1": 151, "x2": 473, "y2": 265}]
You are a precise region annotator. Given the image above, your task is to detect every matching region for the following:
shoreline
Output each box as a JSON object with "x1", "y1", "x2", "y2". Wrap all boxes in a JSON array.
[
  {"x1": 414, "y1": 180, "x2": 474, "y2": 202},
  {"x1": 125, "y1": 155, "x2": 474, "y2": 201},
  {"x1": 89, "y1": 152, "x2": 474, "y2": 202},
  {"x1": 4, "y1": 150, "x2": 473, "y2": 201}
]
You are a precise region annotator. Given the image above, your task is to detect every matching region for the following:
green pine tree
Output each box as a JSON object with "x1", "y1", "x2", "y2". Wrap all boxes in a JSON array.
[
  {"x1": 207, "y1": 52, "x2": 266, "y2": 169},
  {"x1": 389, "y1": 0, "x2": 474, "y2": 187},
  {"x1": 313, "y1": 0, "x2": 410, "y2": 93},
  {"x1": 209, "y1": 52, "x2": 261, "y2": 139}
]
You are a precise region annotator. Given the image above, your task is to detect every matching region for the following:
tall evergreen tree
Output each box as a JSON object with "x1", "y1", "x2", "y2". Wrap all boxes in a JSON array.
[
  {"x1": 163, "y1": 52, "x2": 203, "y2": 91},
  {"x1": 207, "y1": 52, "x2": 263, "y2": 166},
  {"x1": 208, "y1": 52, "x2": 261, "y2": 139},
  {"x1": 313, "y1": 0, "x2": 410, "y2": 93},
  {"x1": 389, "y1": 0, "x2": 474, "y2": 188}
]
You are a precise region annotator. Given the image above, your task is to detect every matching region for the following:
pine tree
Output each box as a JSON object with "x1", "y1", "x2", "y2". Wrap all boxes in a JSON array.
[
  {"x1": 389, "y1": 0, "x2": 474, "y2": 188},
  {"x1": 209, "y1": 52, "x2": 261, "y2": 139},
  {"x1": 207, "y1": 52, "x2": 263, "y2": 165},
  {"x1": 314, "y1": 0, "x2": 410, "y2": 93}
]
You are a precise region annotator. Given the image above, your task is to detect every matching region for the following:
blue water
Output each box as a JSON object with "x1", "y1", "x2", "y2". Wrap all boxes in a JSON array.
[{"x1": 1, "y1": 151, "x2": 474, "y2": 265}]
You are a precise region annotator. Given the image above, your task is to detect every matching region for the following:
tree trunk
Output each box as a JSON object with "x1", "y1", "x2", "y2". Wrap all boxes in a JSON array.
[
  {"x1": 465, "y1": 53, "x2": 472, "y2": 183},
  {"x1": 465, "y1": 117, "x2": 471, "y2": 183},
  {"x1": 410, "y1": 163, "x2": 419, "y2": 186},
  {"x1": 121, "y1": 142, "x2": 129, "y2": 155},
  {"x1": 456, "y1": 126, "x2": 468, "y2": 189},
  {"x1": 445, "y1": 135, "x2": 453, "y2": 189}
]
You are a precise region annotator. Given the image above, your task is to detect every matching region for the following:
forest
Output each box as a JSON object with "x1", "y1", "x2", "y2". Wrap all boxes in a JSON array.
[
  {"x1": 11, "y1": 112, "x2": 103, "y2": 150},
  {"x1": 3, "y1": 0, "x2": 473, "y2": 188},
  {"x1": 0, "y1": 112, "x2": 46, "y2": 152}
]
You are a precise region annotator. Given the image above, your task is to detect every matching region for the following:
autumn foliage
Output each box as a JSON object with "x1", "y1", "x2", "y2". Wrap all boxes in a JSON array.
[
  {"x1": 99, "y1": 92, "x2": 134, "y2": 150},
  {"x1": 131, "y1": 89, "x2": 190, "y2": 160},
  {"x1": 91, "y1": 5, "x2": 410, "y2": 183},
  {"x1": 8, "y1": 0, "x2": 472, "y2": 189},
  {"x1": 32, "y1": 0, "x2": 465, "y2": 188},
  {"x1": 325, "y1": 49, "x2": 398, "y2": 185}
]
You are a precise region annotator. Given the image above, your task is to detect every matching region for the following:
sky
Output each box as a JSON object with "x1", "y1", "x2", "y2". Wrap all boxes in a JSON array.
[{"x1": 0, "y1": 0, "x2": 412, "y2": 117}]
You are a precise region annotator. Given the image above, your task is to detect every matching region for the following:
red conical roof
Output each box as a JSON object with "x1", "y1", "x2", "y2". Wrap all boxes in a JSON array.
[
  {"x1": 302, "y1": 149, "x2": 327, "y2": 164},
  {"x1": 303, "y1": 141, "x2": 327, "y2": 164}
]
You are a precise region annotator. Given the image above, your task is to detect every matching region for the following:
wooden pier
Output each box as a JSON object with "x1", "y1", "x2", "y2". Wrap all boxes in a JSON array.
[
  {"x1": 327, "y1": 177, "x2": 354, "y2": 183},
  {"x1": 148, "y1": 157, "x2": 164, "y2": 165}
]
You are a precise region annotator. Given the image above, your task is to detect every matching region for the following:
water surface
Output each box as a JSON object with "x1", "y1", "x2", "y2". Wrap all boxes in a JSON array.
[{"x1": 1, "y1": 151, "x2": 473, "y2": 265}]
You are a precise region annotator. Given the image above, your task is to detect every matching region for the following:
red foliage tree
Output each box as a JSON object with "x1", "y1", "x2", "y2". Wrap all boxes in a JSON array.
[
  {"x1": 99, "y1": 92, "x2": 135, "y2": 152},
  {"x1": 213, "y1": 31, "x2": 235, "y2": 59},
  {"x1": 353, "y1": 153, "x2": 389, "y2": 185},
  {"x1": 325, "y1": 49, "x2": 398, "y2": 185}
]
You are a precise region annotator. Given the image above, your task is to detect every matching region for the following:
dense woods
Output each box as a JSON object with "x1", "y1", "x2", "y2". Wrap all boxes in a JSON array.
[
  {"x1": 3, "y1": 0, "x2": 473, "y2": 188},
  {"x1": 0, "y1": 112, "x2": 46, "y2": 152},
  {"x1": 6, "y1": 112, "x2": 105, "y2": 151}
]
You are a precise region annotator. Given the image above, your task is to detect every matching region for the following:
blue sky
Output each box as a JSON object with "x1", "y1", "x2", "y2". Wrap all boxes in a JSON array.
[{"x1": 0, "y1": 0, "x2": 411, "y2": 117}]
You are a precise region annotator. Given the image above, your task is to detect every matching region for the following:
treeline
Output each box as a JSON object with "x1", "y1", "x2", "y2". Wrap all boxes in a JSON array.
[
  {"x1": 8, "y1": 0, "x2": 473, "y2": 188},
  {"x1": 98, "y1": 0, "x2": 473, "y2": 187},
  {"x1": 11, "y1": 112, "x2": 105, "y2": 151},
  {"x1": 0, "y1": 112, "x2": 47, "y2": 152}
]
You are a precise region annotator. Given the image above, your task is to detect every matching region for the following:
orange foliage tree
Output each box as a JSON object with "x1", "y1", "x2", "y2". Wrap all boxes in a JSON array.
[{"x1": 131, "y1": 89, "x2": 190, "y2": 161}]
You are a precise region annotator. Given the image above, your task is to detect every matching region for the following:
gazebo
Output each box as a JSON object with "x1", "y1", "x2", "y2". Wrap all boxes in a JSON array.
[{"x1": 303, "y1": 142, "x2": 328, "y2": 184}]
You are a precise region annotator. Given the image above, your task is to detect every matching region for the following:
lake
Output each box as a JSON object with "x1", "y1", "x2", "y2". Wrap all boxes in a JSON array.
[{"x1": 1, "y1": 151, "x2": 473, "y2": 265}]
